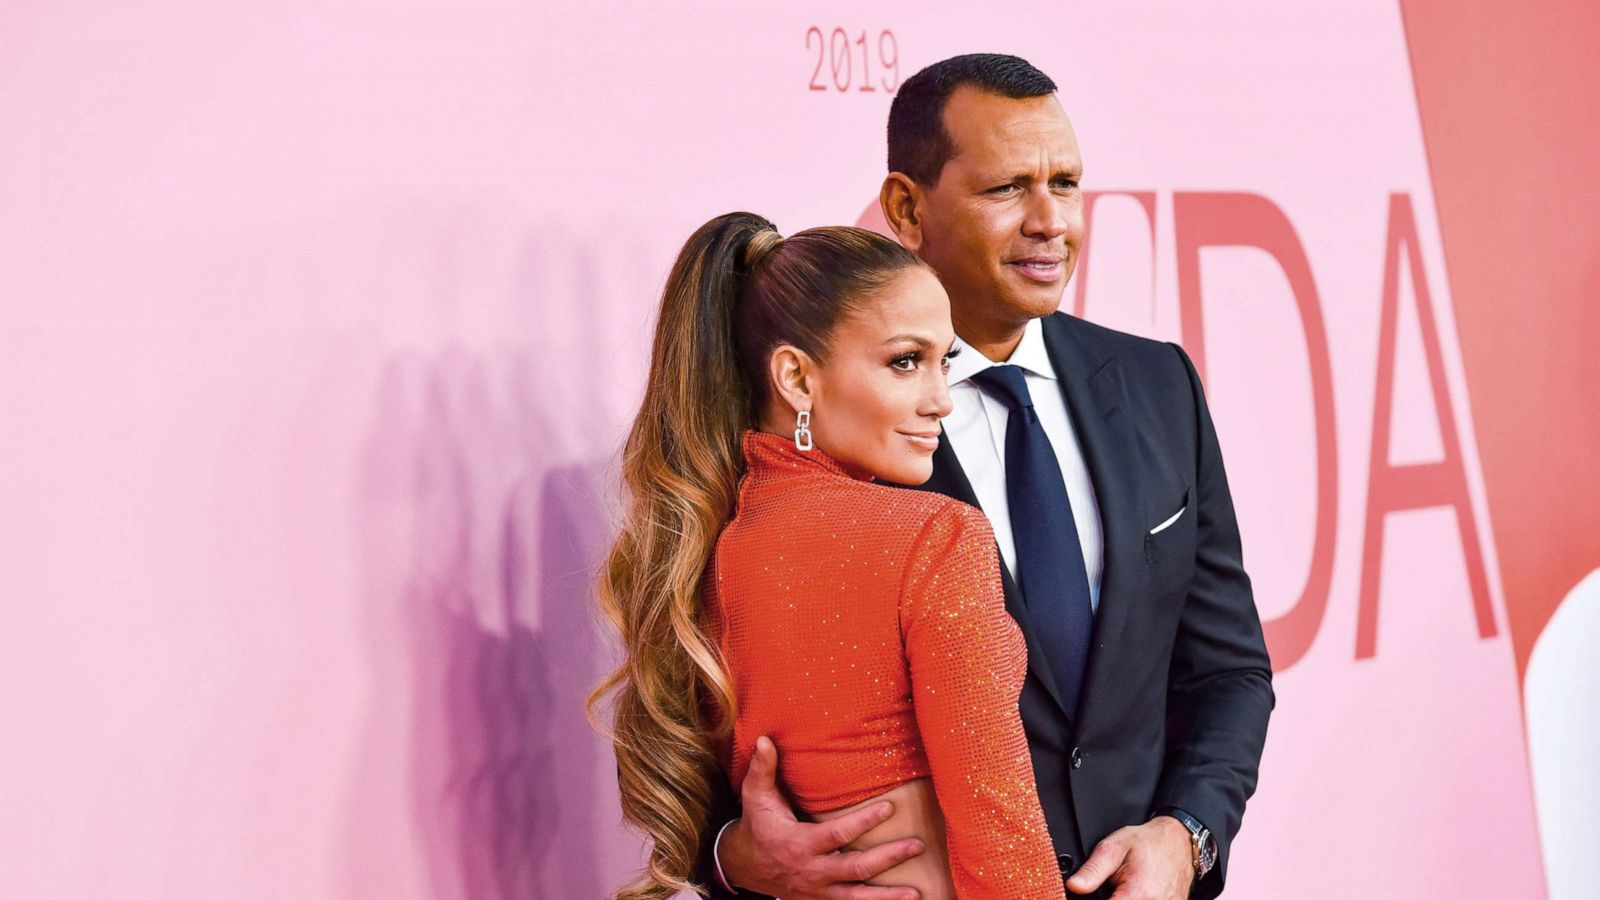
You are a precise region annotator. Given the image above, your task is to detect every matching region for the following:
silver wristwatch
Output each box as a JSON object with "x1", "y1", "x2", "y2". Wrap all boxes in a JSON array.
[{"x1": 1155, "y1": 807, "x2": 1217, "y2": 880}]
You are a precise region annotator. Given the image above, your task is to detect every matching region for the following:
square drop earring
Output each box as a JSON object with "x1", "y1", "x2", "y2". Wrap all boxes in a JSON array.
[{"x1": 793, "y1": 410, "x2": 813, "y2": 451}]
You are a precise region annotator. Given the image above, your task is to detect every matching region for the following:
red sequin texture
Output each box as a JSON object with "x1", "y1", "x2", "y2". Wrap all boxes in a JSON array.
[{"x1": 704, "y1": 430, "x2": 1065, "y2": 898}]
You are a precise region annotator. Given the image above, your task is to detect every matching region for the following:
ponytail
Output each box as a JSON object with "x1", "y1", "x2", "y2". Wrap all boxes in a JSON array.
[{"x1": 589, "y1": 212, "x2": 924, "y2": 898}]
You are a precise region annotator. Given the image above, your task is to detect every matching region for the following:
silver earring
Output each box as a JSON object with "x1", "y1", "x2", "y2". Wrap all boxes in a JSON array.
[{"x1": 794, "y1": 410, "x2": 813, "y2": 451}]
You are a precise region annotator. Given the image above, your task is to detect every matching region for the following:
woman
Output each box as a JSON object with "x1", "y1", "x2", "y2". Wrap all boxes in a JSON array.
[{"x1": 590, "y1": 212, "x2": 1065, "y2": 899}]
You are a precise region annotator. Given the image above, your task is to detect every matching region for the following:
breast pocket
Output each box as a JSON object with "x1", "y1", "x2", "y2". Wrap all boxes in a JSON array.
[{"x1": 1143, "y1": 484, "x2": 1195, "y2": 565}]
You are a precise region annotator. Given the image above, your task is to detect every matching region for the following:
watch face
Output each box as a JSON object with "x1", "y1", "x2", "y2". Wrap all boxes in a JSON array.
[{"x1": 1199, "y1": 831, "x2": 1218, "y2": 873}]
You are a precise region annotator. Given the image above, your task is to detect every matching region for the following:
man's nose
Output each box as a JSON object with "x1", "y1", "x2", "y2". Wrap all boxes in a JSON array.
[{"x1": 1021, "y1": 186, "x2": 1068, "y2": 240}]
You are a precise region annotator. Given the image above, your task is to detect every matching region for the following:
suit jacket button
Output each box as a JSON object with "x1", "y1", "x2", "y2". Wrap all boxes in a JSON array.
[
  {"x1": 1057, "y1": 853, "x2": 1074, "y2": 874},
  {"x1": 1071, "y1": 747, "x2": 1084, "y2": 769}
]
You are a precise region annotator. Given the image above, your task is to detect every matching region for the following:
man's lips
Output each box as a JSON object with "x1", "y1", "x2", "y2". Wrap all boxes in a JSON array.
[{"x1": 1007, "y1": 255, "x2": 1066, "y2": 283}]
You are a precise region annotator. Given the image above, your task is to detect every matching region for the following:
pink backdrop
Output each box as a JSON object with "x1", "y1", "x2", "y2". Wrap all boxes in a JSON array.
[{"x1": 3, "y1": 2, "x2": 1594, "y2": 897}]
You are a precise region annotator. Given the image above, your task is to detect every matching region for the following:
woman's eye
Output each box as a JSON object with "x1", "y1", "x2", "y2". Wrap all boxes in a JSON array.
[{"x1": 891, "y1": 355, "x2": 919, "y2": 371}]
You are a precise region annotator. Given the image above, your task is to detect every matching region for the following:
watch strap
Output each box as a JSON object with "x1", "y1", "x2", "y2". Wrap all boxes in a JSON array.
[{"x1": 1153, "y1": 806, "x2": 1216, "y2": 879}]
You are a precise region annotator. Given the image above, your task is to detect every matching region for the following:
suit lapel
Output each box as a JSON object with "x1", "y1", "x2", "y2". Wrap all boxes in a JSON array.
[
  {"x1": 1039, "y1": 313, "x2": 1145, "y2": 728},
  {"x1": 912, "y1": 433, "x2": 1070, "y2": 718}
]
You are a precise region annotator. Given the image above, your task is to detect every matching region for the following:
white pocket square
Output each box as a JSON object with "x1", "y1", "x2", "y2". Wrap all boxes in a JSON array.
[{"x1": 1148, "y1": 504, "x2": 1187, "y2": 535}]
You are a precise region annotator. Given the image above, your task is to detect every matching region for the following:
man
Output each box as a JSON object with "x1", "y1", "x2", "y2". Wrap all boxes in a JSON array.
[{"x1": 699, "y1": 54, "x2": 1274, "y2": 899}]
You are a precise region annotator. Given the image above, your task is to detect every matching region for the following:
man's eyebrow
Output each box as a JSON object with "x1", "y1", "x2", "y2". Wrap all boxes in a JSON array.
[
  {"x1": 988, "y1": 163, "x2": 1084, "y2": 183},
  {"x1": 1032, "y1": 165, "x2": 1084, "y2": 180}
]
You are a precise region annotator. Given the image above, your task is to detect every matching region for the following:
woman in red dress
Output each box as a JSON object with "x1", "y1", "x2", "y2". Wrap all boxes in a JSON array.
[{"x1": 591, "y1": 212, "x2": 1065, "y2": 899}]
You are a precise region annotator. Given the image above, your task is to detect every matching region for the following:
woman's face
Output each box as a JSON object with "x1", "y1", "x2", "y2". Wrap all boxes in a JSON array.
[{"x1": 806, "y1": 267, "x2": 958, "y2": 485}]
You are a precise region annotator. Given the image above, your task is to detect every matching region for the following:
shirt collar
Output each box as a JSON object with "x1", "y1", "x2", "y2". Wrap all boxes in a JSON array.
[
  {"x1": 947, "y1": 316, "x2": 1058, "y2": 387},
  {"x1": 740, "y1": 429, "x2": 875, "y2": 482}
]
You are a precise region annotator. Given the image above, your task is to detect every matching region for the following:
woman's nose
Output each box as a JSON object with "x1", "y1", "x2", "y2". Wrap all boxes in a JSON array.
[{"x1": 925, "y1": 373, "x2": 955, "y2": 419}]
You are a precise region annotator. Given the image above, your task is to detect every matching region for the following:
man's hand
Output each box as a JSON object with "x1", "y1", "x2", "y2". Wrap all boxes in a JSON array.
[
  {"x1": 718, "y1": 736, "x2": 926, "y2": 899},
  {"x1": 1065, "y1": 816, "x2": 1194, "y2": 900}
]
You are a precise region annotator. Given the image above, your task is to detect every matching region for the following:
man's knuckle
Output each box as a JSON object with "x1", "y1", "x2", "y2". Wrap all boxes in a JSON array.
[{"x1": 781, "y1": 836, "x2": 810, "y2": 863}]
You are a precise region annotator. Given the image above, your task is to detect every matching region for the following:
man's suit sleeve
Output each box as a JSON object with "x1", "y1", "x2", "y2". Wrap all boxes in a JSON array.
[
  {"x1": 690, "y1": 774, "x2": 777, "y2": 899},
  {"x1": 1155, "y1": 342, "x2": 1276, "y2": 900}
]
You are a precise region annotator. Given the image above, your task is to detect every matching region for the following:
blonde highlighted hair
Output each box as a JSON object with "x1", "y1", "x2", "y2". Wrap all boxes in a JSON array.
[{"x1": 587, "y1": 212, "x2": 925, "y2": 898}]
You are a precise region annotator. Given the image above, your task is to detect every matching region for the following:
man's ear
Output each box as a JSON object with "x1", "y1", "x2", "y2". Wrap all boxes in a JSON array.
[
  {"x1": 767, "y1": 345, "x2": 816, "y2": 416},
  {"x1": 880, "y1": 173, "x2": 925, "y2": 253}
]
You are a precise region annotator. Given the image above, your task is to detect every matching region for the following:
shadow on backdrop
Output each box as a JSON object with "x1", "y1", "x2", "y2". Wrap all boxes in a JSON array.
[{"x1": 343, "y1": 346, "x2": 614, "y2": 899}]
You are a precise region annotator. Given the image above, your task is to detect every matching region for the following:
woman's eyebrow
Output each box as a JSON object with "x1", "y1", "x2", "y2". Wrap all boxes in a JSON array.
[{"x1": 880, "y1": 334, "x2": 933, "y2": 348}]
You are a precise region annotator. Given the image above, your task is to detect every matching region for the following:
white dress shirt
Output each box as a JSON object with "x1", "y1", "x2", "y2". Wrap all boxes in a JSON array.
[{"x1": 944, "y1": 316, "x2": 1105, "y2": 613}]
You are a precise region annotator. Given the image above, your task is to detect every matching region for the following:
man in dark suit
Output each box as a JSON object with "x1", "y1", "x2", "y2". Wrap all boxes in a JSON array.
[{"x1": 701, "y1": 54, "x2": 1274, "y2": 899}]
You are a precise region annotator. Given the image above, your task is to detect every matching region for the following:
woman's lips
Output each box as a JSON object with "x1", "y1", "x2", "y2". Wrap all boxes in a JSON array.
[
  {"x1": 1008, "y1": 258, "x2": 1065, "y2": 283},
  {"x1": 899, "y1": 431, "x2": 940, "y2": 451}
]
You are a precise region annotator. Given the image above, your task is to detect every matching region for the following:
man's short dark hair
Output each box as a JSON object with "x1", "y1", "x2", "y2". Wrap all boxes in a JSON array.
[{"x1": 887, "y1": 53, "x2": 1057, "y2": 186}]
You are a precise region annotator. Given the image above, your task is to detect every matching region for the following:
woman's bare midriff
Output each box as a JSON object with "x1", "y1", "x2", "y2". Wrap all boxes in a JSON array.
[{"x1": 810, "y1": 778, "x2": 953, "y2": 900}]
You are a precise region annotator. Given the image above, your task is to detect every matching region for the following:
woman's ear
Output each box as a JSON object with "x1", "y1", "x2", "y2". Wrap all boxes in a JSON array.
[
  {"x1": 767, "y1": 345, "x2": 816, "y2": 415},
  {"x1": 880, "y1": 173, "x2": 924, "y2": 253}
]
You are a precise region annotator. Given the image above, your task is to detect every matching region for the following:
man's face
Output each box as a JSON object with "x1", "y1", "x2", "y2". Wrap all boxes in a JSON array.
[{"x1": 914, "y1": 87, "x2": 1084, "y2": 343}]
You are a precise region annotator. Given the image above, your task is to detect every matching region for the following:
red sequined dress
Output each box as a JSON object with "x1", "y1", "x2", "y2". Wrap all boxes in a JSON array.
[{"x1": 704, "y1": 429, "x2": 1065, "y2": 897}]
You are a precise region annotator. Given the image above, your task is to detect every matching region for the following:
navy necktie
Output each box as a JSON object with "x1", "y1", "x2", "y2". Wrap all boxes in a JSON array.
[{"x1": 968, "y1": 364, "x2": 1094, "y2": 716}]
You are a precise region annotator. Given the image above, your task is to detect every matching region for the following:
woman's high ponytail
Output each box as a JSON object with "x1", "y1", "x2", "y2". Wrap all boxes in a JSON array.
[{"x1": 589, "y1": 212, "x2": 924, "y2": 898}]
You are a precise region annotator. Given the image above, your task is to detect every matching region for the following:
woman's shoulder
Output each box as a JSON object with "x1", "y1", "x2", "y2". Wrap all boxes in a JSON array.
[
  {"x1": 838, "y1": 481, "x2": 994, "y2": 546},
  {"x1": 736, "y1": 468, "x2": 994, "y2": 558}
]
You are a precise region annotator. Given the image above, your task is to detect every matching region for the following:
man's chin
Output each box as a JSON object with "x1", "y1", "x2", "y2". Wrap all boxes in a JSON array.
[
  {"x1": 1000, "y1": 260, "x2": 1073, "y2": 311},
  {"x1": 1002, "y1": 287, "x2": 1069, "y2": 321}
]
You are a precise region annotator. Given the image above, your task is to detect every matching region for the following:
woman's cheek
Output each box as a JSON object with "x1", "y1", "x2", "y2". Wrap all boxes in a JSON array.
[
  {"x1": 883, "y1": 378, "x2": 914, "y2": 426},
  {"x1": 898, "y1": 376, "x2": 925, "y2": 420},
  {"x1": 855, "y1": 371, "x2": 890, "y2": 422}
]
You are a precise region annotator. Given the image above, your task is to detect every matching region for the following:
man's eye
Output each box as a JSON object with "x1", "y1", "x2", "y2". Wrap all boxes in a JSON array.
[
  {"x1": 1053, "y1": 178, "x2": 1080, "y2": 191},
  {"x1": 989, "y1": 184, "x2": 1018, "y2": 195}
]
